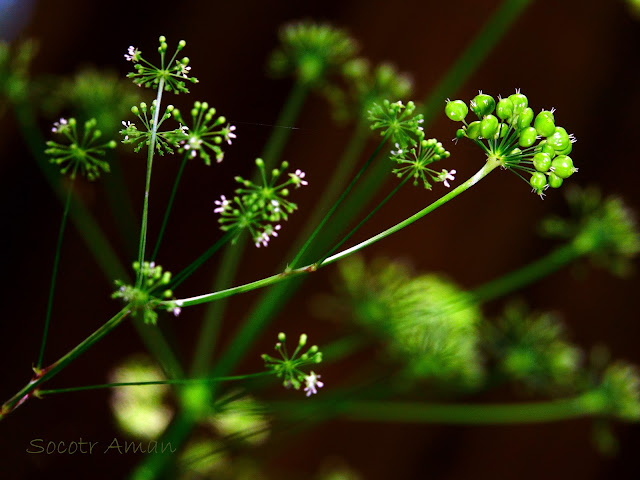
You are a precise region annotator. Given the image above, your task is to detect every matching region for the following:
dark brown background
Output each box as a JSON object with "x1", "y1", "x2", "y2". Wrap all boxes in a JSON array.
[{"x1": 1, "y1": 0, "x2": 639, "y2": 478}]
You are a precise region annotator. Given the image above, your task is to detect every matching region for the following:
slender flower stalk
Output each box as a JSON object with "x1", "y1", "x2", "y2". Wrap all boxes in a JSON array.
[
  {"x1": 166, "y1": 157, "x2": 501, "y2": 309},
  {"x1": 136, "y1": 78, "x2": 165, "y2": 288},
  {"x1": 1, "y1": 307, "x2": 131, "y2": 420},
  {"x1": 36, "y1": 182, "x2": 74, "y2": 371},
  {"x1": 36, "y1": 372, "x2": 271, "y2": 396}
]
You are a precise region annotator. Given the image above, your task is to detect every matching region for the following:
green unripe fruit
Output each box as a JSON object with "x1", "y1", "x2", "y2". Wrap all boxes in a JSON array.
[
  {"x1": 496, "y1": 98, "x2": 514, "y2": 120},
  {"x1": 534, "y1": 110, "x2": 556, "y2": 137},
  {"x1": 519, "y1": 127, "x2": 538, "y2": 147},
  {"x1": 536, "y1": 141, "x2": 555, "y2": 158},
  {"x1": 548, "y1": 172, "x2": 563, "y2": 188},
  {"x1": 466, "y1": 121, "x2": 481, "y2": 139},
  {"x1": 471, "y1": 93, "x2": 496, "y2": 118},
  {"x1": 517, "y1": 107, "x2": 534, "y2": 129},
  {"x1": 496, "y1": 123, "x2": 509, "y2": 138},
  {"x1": 547, "y1": 127, "x2": 570, "y2": 151},
  {"x1": 508, "y1": 92, "x2": 528, "y2": 113},
  {"x1": 480, "y1": 114, "x2": 499, "y2": 138},
  {"x1": 530, "y1": 171, "x2": 547, "y2": 191},
  {"x1": 551, "y1": 155, "x2": 576, "y2": 178},
  {"x1": 533, "y1": 152, "x2": 552, "y2": 172},
  {"x1": 131, "y1": 106, "x2": 139, "y2": 115},
  {"x1": 456, "y1": 128, "x2": 465, "y2": 140},
  {"x1": 445, "y1": 100, "x2": 468, "y2": 121},
  {"x1": 555, "y1": 141, "x2": 573, "y2": 156}
]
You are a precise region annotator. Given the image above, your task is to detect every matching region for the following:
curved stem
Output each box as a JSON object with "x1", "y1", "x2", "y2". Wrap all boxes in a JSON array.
[
  {"x1": 1, "y1": 307, "x2": 131, "y2": 420},
  {"x1": 36, "y1": 181, "x2": 74, "y2": 370},
  {"x1": 288, "y1": 133, "x2": 390, "y2": 270},
  {"x1": 136, "y1": 78, "x2": 165, "y2": 287},
  {"x1": 169, "y1": 158, "x2": 500, "y2": 308},
  {"x1": 151, "y1": 152, "x2": 188, "y2": 262}
]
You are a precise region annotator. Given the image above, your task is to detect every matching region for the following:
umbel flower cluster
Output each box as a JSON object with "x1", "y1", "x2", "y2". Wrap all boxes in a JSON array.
[
  {"x1": 368, "y1": 99, "x2": 454, "y2": 189},
  {"x1": 446, "y1": 90, "x2": 577, "y2": 198},
  {"x1": 262, "y1": 333, "x2": 324, "y2": 396},
  {"x1": 214, "y1": 158, "x2": 308, "y2": 248},
  {"x1": 112, "y1": 261, "x2": 182, "y2": 325},
  {"x1": 46, "y1": 117, "x2": 116, "y2": 180}
]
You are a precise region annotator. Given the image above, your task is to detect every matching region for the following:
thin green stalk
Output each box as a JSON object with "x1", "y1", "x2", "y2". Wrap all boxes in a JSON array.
[
  {"x1": 37, "y1": 372, "x2": 271, "y2": 396},
  {"x1": 288, "y1": 133, "x2": 390, "y2": 270},
  {"x1": 189, "y1": 80, "x2": 310, "y2": 376},
  {"x1": 471, "y1": 241, "x2": 585, "y2": 302},
  {"x1": 170, "y1": 231, "x2": 235, "y2": 290},
  {"x1": 338, "y1": 396, "x2": 597, "y2": 424},
  {"x1": 1, "y1": 307, "x2": 131, "y2": 420},
  {"x1": 319, "y1": 173, "x2": 411, "y2": 265},
  {"x1": 36, "y1": 181, "x2": 74, "y2": 370},
  {"x1": 151, "y1": 153, "x2": 188, "y2": 262},
  {"x1": 171, "y1": 158, "x2": 500, "y2": 307},
  {"x1": 136, "y1": 78, "x2": 165, "y2": 288}
]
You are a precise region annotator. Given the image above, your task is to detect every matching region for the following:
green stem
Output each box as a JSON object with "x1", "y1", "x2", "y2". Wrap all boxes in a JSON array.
[
  {"x1": 319, "y1": 173, "x2": 411, "y2": 265},
  {"x1": 151, "y1": 153, "x2": 188, "y2": 262},
  {"x1": 269, "y1": 394, "x2": 599, "y2": 424},
  {"x1": 1, "y1": 307, "x2": 131, "y2": 420},
  {"x1": 37, "y1": 372, "x2": 271, "y2": 396},
  {"x1": 36, "y1": 182, "x2": 74, "y2": 370},
  {"x1": 471, "y1": 241, "x2": 585, "y2": 302},
  {"x1": 189, "y1": 80, "x2": 310, "y2": 376},
  {"x1": 288, "y1": 133, "x2": 390, "y2": 270},
  {"x1": 170, "y1": 158, "x2": 500, "y2": 308},
  {"x1": 136, "y1": 78, "x2": 165, "y2": 288}
]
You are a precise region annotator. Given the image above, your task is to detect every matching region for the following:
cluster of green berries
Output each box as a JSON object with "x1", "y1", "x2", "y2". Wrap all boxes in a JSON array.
[
  {"x1": 125, "y1": 36, "x2": 198, "y2": 94},
  {"x1": 269, "y1": 22, "x2": 357, "y2": 86},
  {"x1": 45, "y1": 117, "x2": 116, "y2": 181},
  {"x1": 171, "y1": 101, "x2": 236, "y2": 165},
  {"x1": 445, "y1": 90, "x2": 577, "y2": 198},
  {"x1": 112, "y1": 261, "x2": 182, "y2": 325},
  {"x1": 214, "y1": 159, "x2": 308, "y2": 248},
  {"x1": 368, "y1": 99, "x2": 424, "y2": 147},
  {"x1": 390, "y1": 138, "x2": 453, "y2": 190},
  {"x1": 262, "y1": 333, "x2": 324, "y2": 396}
]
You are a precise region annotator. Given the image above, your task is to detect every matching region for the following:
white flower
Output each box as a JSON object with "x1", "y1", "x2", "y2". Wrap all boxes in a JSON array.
[
  {"x1": 172, "y1": 307, "x2": 182, "y2": 317},
  {"x1": 124, "y1": 46, "x2": 139, "y2": 62},
  {"x1": 213, "y1": 195, "x2": 230, "y2": 214},
  {"x1": 442, "y1": 169, "x2": 456, "y2": 188},
  {"x1": 271, "y1": 199, "x2": 280, "y2": 213},
  {"x1": 291, "y1": 169, "x2": 308, "y2": 188},
  {"x1": 223, "y1": 125, "x2": 236, "y2": 145},
  {"x1": 254, "y1": 224, "x2": 281, "y2": 248},
  {"x1": 179, "y1": 124, "x2": 189, "y2": 135},
  {"x1": 390, "y1": 142, "x2": 403, "y2": 156},
  {"x1": 51, "y1": 118, "x2": 68, "y2": 133},
  {"x1": 304, "y1": 371, "x2": 324, "y2": 397},
  {"x1": 178, "y1": 63, "x2": 191, "y2": 78}
]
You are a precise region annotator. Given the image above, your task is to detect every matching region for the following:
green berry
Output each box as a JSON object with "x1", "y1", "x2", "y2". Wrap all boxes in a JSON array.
[
  {"x1": 534, "y1": 110, "x2": 556, "y2": 137},
  {"x1": 555, "y1": 141, "x2": 573, "y2": 156},
  {"x1": 547, "y1": 127, "x2": 570, "y2": 151},
  {"x1": 445, "y1": 100, "x2": 468, "y2": 121},
  {"x1": 519, "y1": 127, "x2": 538, "y2": 147},
  {"x1": 548, "y1": 172, "x2": 563, "y2": 188},
  {"x1": 471, "y1": 93, "x2": 496, "y2": 118},
  {"x1": 533, "y1": 152, "x2": 552, "y2": 172},
  {"x1": 536, "y1": 141, "x2": 556, "y2": 158},
  {"x1": 456, "y1": 128, "x2": 465, "y2": 140},
  {"x1": 496, "y1": 98, "x2": 514, "y2": 120},
  {"x1": 530, "y1": 171, "x2": 547, "y2": 192},
  {"x1": 466, "y1": 121, "x2": 481, "y2": 139},
  {"x1": 480, "y1": 114, "x2": 499, "y2": 138},
  {"x1": 517, "y1": 107, "x2": 534, "y2": 129},
  {"x1": 551, "y1": 155, "x2": 576, "y2": 178},
  {"x1": 508, "y1": 91, "x2": 528, "y2": 114}
]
